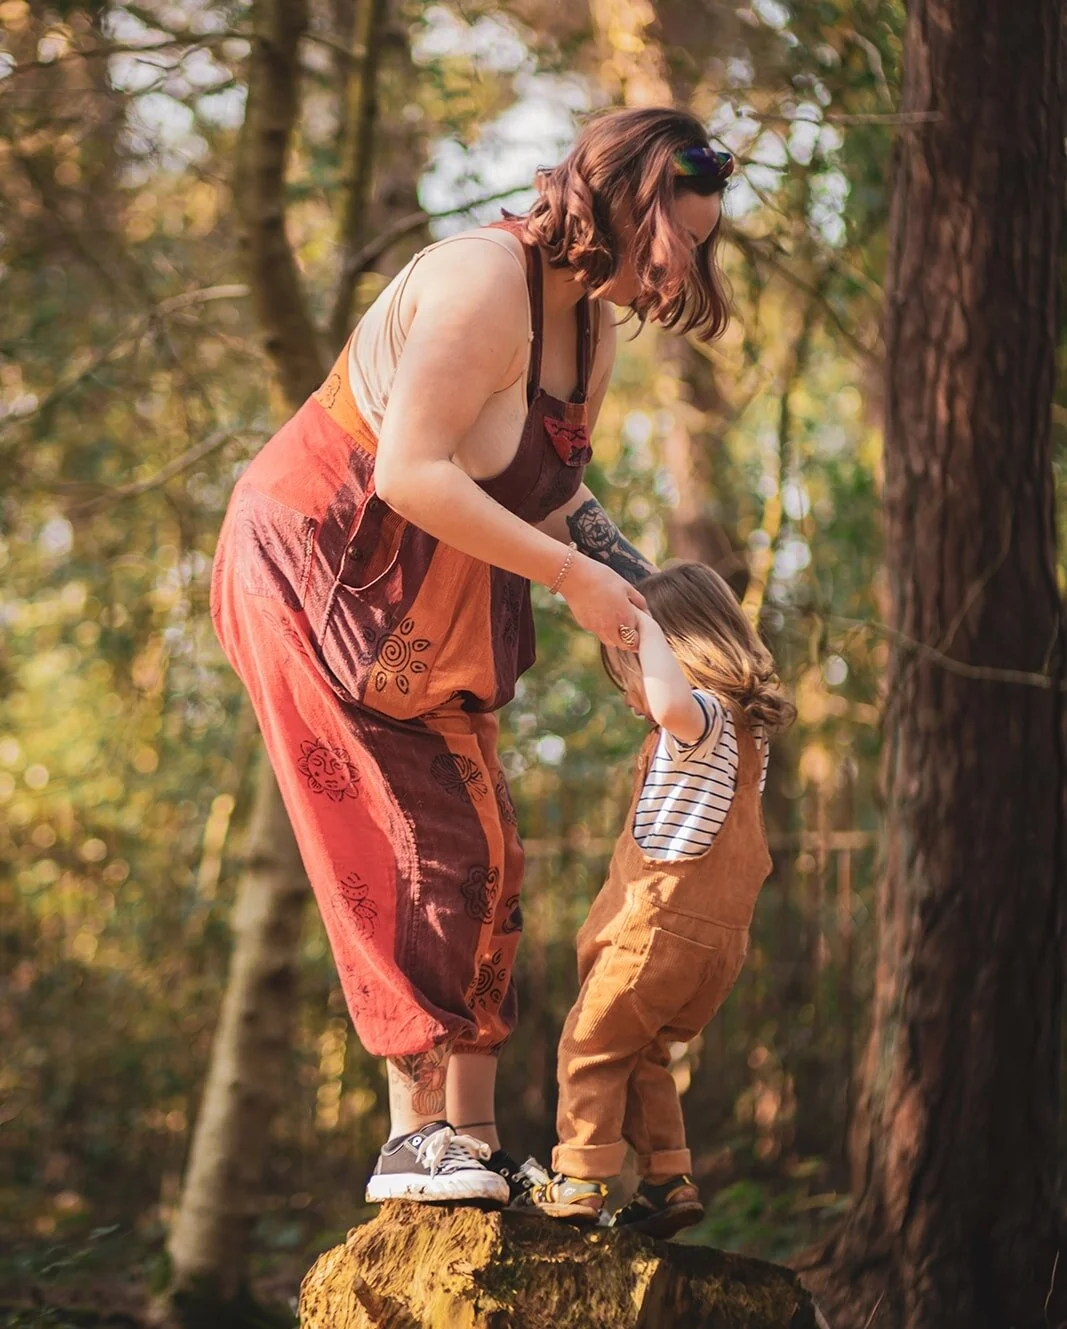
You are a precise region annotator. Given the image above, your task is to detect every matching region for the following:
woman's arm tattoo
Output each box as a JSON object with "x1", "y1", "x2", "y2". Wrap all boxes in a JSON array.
[
  {"x1": 566, "y1": 498, "x2": 656, "y2": 586},
  {"x1": 389, "y1": 1047, "x2": 449, "y2": 1117}
]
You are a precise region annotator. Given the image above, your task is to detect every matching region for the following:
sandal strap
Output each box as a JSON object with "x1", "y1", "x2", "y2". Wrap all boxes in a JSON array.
[
  {"x1": 638, "y1": 1174, "x2": 697, "y2": 1206},
  {"x1": 613, "y1": 1174, "x2": 699, "y2": 1225},
  {"x1": 529, "y1": 1174, "x2": 606, "y2": 1206}
]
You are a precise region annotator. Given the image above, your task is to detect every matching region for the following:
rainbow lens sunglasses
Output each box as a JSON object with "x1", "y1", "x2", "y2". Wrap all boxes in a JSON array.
[{"x1": 673, "y1": 146, "x2": 735, "y2": 185}]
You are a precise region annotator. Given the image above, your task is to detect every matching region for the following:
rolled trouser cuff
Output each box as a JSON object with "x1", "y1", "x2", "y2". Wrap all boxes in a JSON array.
[
  {"x1": 552, "y1": 1139, "x2": 627, "y2": 1180},
  {"x1": 636, "y1": 1147, "x2": 692, "y2": 1177}
]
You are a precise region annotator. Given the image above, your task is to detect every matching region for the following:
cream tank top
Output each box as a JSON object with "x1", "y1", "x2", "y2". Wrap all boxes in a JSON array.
[{"x1": 345, "y1": 231, "x2": 533, "y2": 434}]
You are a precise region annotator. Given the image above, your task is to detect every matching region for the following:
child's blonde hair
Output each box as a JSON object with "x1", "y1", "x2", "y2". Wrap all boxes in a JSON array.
[{"x1": 603, "y1": 561, "x2": 796, "y2": 735}]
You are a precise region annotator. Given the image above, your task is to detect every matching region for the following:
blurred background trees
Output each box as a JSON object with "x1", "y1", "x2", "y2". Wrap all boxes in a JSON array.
[{"x1": 2, "y1": 1, "x2": 1064, "y2": 1326}]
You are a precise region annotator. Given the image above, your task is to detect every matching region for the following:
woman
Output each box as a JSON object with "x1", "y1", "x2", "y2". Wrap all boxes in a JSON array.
[{"x1": 210, "y1": 105, "x2": 733, "y2": 1205}]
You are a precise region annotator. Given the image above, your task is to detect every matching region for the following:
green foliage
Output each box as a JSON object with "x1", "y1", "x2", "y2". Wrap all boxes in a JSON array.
[{"x1": 684, "y1": 1169, "x2": 851, "y2": 1263}]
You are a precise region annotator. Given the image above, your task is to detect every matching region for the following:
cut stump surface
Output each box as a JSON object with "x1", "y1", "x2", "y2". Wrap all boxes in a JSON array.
[{"x1": 299, "y1": 1201, "x2": 819, "y2": 1328}]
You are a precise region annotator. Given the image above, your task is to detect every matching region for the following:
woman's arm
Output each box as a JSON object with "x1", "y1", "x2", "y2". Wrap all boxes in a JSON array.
[
  {"x1": 536, "y1": 307, "x2": 655, "y2": 586},
  {"x1": 567, "y1": 489, "x2": 657, "y2": 584},
  {"x1": 372, "y1": 242, "x2": 646, "y2": 645},
  {"x1": 634, "y1": 609, "x2": 706, "y2": 745},
  {"x1": 538, "y1": 483, "x2": 656, "y2": 586}
]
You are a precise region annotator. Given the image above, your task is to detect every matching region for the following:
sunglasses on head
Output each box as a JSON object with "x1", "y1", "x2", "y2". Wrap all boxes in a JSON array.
[{"x1": 673, "y1": 145, "x2": 735, "y2": 185}]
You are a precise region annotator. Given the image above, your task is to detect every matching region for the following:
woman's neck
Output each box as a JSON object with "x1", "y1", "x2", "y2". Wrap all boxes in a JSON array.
[{"x1": 539, "y1": 249, "x2": 587, "y2": 315}]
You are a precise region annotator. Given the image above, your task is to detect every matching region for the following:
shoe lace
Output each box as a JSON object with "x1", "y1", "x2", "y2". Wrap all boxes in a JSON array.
[
  {"x1": 513, "y1": 1157, "x2": 551, "y2": 1193},
  {"x1": 415, "y1": 1127, "x2": 491, "y2": 1176}
]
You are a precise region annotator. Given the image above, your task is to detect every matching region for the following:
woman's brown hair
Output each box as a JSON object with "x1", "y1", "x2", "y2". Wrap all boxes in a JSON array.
[
  {"x1": 603, "y1": 561, "x2": 796, "y2": 735},
  {"x1": 523, "y1": 106, "x2": 732, "y2": 340}
]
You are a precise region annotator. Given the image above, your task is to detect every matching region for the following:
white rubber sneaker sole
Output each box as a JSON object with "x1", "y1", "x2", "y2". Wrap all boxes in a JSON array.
[{"x1": 365, "y1": 1170, "x2": 510, "y2": 1204}]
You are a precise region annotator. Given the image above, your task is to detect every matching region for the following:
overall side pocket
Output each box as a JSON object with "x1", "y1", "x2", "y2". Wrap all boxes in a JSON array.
[{"x1": 231, "y1": 485, "x2": 316, "y2": 610}]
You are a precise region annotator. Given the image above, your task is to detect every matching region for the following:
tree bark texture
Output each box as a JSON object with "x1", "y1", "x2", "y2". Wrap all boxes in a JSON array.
[
  {"x1": 811, "y1": 4, "x2": 1067, "y2": 1326},
  {"x1": 234, "y1": 0, "x2": 326, "y2": 408},
  {"x1": 327, "y1": 0, "x2": 391, "y2": 349},
  {"x1": 165, "y1": 759, "x2": 307, "y2": 1304},
  {"x1": 299, "y1": 1203, "x2": 823, "y2": 1328},
  {"x1": 659, "y1": 338, "x2": 748, "y2": 589}
]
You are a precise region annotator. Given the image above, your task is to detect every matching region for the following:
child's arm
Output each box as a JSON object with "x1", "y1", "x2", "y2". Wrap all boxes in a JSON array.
[{"x1": 634, "y1": 609, "x2": 708, "y2": 745}]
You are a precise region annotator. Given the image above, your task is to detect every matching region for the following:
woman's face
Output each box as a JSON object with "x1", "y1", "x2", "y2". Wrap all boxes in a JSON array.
[{"x1": 600, "y1": 189, "x2": 723, "y2": 310}]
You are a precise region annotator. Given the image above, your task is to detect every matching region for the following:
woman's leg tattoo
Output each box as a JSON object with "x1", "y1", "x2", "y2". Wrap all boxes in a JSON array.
[
  {"x1": 389, "y1": 1046, "x2": 450, "y2": 1117},
  {"x1": 566, "y1": 498, "x2": 655, "y2": 585}
]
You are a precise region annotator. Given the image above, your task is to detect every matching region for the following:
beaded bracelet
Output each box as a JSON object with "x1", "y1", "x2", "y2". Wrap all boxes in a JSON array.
[{"x1": 549, "y1": 541, "x2": 578, "y2": 595}]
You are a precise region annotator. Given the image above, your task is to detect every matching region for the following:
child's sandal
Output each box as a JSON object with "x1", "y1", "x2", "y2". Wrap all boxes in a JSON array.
[
  {"x1": 517, "y1": 1173, "x2": 607, "y2": 1222},
  {"x1": 610, "y1": 1174, "x2": 704, "y2": 1238}
]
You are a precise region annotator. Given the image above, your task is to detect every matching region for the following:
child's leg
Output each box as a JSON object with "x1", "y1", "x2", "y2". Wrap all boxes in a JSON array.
[
  {"x1": 553, "y1": 947, "x2": 661, "y2": 1181},
  {"x1": 622, "y1": 926, "x2": 750, "y2": 1181},
  {"x1": 622, "y1": 1031, "x2": 692, "y2": 1180}
]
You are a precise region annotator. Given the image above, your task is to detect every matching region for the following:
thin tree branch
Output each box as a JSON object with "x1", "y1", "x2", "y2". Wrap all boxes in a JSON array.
[
  {"x1": 826, "y1": 615, "x2": 1067, "y2": 692},
  {"x1": 728, "y1": 228, "x2": 883, "y2": 366},
  {"x1": 0, "y1": 286, "x2": 248, "y2": 433},
  {"x1": 6, "y1": 33, "x2": 241, "y2": 75},
  {"x1": 721, "y1": 106, "x2": 942, "y2": 129},
  {"x1": 63, "y1": 427, "x2": 269, "y2": 513},
  {"x1": 5, "y1": 28, "x2": 364, "y2": 76},
  {"x1": 341, "y1": 184, "x2": 534, "y2": 283},
  {"x1": 741, "y1": 292, "x2": 821, "y2": 623}
]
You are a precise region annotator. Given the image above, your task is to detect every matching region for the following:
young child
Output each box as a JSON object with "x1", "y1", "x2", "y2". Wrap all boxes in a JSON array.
[{"x1": 524, "y1": 561, "x2": 795, "y2": 1235}]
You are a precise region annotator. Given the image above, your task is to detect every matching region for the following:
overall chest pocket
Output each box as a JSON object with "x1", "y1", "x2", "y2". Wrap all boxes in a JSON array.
[{"x1": 232, "y1": 485, "x2": 316, "y2": 610}]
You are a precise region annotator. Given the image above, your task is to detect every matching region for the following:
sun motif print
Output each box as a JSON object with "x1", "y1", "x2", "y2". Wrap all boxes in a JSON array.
[
  {"x1": 297, "y1": 738, "x2": 361, "y2": 802},
  {"x1": 373, "y1": 616, "x2": 431, "y2": 694}
]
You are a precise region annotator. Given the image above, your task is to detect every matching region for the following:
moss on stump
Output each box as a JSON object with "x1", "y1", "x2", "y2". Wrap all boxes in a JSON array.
[{"x1": 299, "y1": 1202, "x2": 819, "y2": 1328}]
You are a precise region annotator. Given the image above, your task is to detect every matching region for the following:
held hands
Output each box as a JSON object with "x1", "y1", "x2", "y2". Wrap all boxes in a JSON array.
[{"x1": 557, "y1": 552, "x2": 647, "y2": 650}]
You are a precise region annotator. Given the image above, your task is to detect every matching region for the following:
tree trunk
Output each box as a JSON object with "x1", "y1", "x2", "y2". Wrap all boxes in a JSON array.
[
  {"x1": 233, "y1": 0, "x2": 325, "y2": 406},
  {"x1": 327, "y1": 0, "x2": 391, "y2": 349},
  {"x1": 659, "y1": 337, "x2": 746, "y2": 588},
  {"x1": 299, "y1": 1203, "x2": 824, "y2": 1328},
  {"x1": 163, "y1": 759, "x2": 306, "y2": 1314},
  {"x1": 803, "y1": 4, "x2": 1067, "y2": 1326}
]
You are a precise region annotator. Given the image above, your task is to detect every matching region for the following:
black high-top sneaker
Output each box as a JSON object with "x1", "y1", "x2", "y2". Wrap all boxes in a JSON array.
[
  {"x1": 365, "y1": 1121, "x2": 511, "y2": 1204},
  {"x1": 486, "y1": 1149, "x2": 552, "y2": 1209}
]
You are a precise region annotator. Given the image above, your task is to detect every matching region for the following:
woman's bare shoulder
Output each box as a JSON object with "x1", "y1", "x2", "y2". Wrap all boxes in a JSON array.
[
  {"x1": 405, "y1": 227, "x2": 529, "y2": 324},
  {"x1": 394, "y1": 229, "x2": 531, "y2": 393}
]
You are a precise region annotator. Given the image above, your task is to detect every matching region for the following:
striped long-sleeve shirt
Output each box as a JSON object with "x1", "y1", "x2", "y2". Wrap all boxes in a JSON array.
[{"x1": 632, "y1": 690, "x2": 768, "y2": 861}]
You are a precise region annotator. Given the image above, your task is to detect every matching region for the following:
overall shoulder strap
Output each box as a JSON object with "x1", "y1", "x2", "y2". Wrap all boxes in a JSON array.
[
  {"x1": 575, "y1": 295, "x2": 592, "y2": 400},
  {"x1": 490, "y1": 216, "x2": 543, "y2": 401}
]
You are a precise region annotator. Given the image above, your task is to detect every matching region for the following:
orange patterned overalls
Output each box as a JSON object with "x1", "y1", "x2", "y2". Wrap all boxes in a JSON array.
[{"x1": 211, "y1": 219, "x2": 595, "y2": 1057}]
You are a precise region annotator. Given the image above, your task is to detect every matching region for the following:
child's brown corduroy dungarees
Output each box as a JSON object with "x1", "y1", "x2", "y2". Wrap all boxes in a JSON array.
[{"x1": 554, "y1": 711, "x2": 772, "y2": 1179}]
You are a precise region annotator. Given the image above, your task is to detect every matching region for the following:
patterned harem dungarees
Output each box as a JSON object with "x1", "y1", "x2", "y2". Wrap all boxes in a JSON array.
[{"x1": 210, "y1": 219, "x2": 595, "y2": 1057}]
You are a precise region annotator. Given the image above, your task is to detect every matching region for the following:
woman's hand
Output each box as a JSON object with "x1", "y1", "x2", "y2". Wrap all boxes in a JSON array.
[{"x1": 559, "y1": 553, "x2": 647, "y2": 649}]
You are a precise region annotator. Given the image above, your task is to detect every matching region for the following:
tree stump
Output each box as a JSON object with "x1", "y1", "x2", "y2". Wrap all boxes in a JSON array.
[{"x1": 299, "y1": 1202, "x2": 821, "y2": 1328}]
